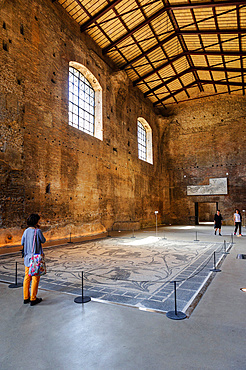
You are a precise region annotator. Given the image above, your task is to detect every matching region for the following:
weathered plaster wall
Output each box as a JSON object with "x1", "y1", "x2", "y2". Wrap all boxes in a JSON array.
[
  {"x1": 0, "y1": 0, "x2": 162, "y2": 245},
  {"x1": 161, "y1": 95, "x2": 246, "y2": 225}
]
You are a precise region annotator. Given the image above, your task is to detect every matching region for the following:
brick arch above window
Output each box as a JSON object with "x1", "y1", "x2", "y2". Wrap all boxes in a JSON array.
[{"x1": 69, "y1": 61, "x2": 103, "y2": 141}]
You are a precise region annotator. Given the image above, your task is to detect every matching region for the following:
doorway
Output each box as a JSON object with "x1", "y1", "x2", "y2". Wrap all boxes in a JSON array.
[{"x1": 195, "y1": 202, "x2": 218, "y2": 225}]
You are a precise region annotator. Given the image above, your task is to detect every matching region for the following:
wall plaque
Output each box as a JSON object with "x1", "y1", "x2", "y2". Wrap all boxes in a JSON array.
[{"x1": 187, "y1": 178, "x2": 228, "y2": 196}]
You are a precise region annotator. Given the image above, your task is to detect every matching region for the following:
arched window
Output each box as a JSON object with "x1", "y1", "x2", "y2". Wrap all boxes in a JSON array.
[
  {"x1": 137, "y1": 120, "x2": 147, "y2": 161},
  {"x1": 68, "y1": 62, "x2": 103, "y2": 140},
  {"x1": 137, "y1": 117, "x2": 153, "y2": 164}
]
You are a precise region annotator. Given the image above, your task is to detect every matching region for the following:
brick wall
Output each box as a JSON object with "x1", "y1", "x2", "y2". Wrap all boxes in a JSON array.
[
  {"x1": 1, "y1": 0, "x2": 245, "y2": 246},
  {"x1": 160, "y1": 95, "x2": 246, "y2": 225},
  {"x1": 0, "y1": 0, "x2": 162, "y2": 245}
]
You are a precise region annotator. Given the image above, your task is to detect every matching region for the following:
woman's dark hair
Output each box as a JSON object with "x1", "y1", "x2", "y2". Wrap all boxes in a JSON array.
[{"x1": 27, "y1": 213, "x2": 40, "y2": 227}]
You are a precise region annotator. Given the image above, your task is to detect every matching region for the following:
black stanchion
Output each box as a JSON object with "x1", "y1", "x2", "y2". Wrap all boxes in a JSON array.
[
  {"x1": 210, "y1": 252, "x2": 221, "y2": 272},
  {"x1": 231, "y1": 233, "x2": 235, "y2": 245},
  {"x1": 223, "y1": 240, "x2": 229, "y2": 255},
  {"x1": 9, "y1": 262, "x2": 22, "y2": 288},
  {"x1": 74, "y1": 271, "x2": 91, "y2": 304},
  {"x1": 131, "y1": 229, "x2": 135, "y2": 238},
  {"x1": 166, "y1": 281, "x2": 187, "y2": 320},
  {"x1": 194, "y1": 231, "x2": 199, "y2": 241},
  {"x1": 68, "y1": 233, "x2": 73, "y2": 244},
  {"x1": 107, "y1": 228, "x2": 111, "y2": 237}
]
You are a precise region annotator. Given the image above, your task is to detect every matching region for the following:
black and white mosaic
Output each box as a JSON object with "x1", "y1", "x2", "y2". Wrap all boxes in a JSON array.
[{"x1": 0, "y1": 236, "x2": 229, "y2": 313}]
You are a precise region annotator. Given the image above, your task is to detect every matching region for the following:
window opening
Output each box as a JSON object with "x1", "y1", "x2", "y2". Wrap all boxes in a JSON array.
[
  {"x1": 137, "y1": 120, "x2": 147, "y2": 161},
  {"x1": 69, "y1": 66, "x2": 95, "y2": 136},
  {"x1": 137, "y1": 117, "x2": 153, "y2": 164}
]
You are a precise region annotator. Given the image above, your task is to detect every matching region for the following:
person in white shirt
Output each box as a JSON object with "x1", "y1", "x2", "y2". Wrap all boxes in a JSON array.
[{"x1": 234, "y1": 209, "x2": 242, "y2": 236}]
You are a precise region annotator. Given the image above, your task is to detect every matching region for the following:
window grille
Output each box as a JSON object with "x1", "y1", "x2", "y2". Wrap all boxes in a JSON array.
[
  {"x1": 137, "y1": 120, "x2": 147, "y2": 161},
  {"x1": 69, "y1": 66, "x2": 95, "y2": 136}
]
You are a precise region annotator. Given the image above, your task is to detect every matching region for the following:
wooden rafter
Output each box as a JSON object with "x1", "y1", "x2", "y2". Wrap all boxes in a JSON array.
[
  {"x1": 58, "y1": 0, "x2": 246, "y2": 105},
  {"x1": 121, "y1": 29, "x2": 246, "y2": 70},
  {"x1": 101, "y1": 1, "x2": 246, "y2": 54},
  {"x1": 145, "y1": 66, "x2": 246, "y2": 97},
  {"x1": 153, "y1": 79, "x2": 246, "y2": 106},
  {"x1": 133, "y1": 51, "x2": 246, "y2": 86}
]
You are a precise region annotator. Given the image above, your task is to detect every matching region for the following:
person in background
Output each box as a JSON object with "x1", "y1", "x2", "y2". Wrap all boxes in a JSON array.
[
  {"x1": 21, "y1": 213, "x2": 46, "y2": 306},
  {"x1": 214, "y1": 209, "x2": 223, "y2": 236},
  {"x1": 234, "y1": 209, "x2": 242, "y2": 237}
]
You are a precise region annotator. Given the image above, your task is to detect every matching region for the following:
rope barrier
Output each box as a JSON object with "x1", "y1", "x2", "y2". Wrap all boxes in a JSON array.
[
  {"x1": 166, "y1": 241, "x2": 231, "y2": 320},
  {"x1": 171, "y1": 252, "x2": 215, "y2": 284},
  {"x1": 5, "y1": 238, "x2": 232, "y2": 316},
  {"x1": 223, "y1": 240, "x2": 230, "y2": 255}
]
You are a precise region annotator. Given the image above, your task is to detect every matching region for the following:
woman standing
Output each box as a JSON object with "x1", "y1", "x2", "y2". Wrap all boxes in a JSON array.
[
  {"x1": 21, "y1": 214, "x2": 46, "y2": 306},
  {"x1": 234, "y1": 209, "x2": 242, "y2": 237}
]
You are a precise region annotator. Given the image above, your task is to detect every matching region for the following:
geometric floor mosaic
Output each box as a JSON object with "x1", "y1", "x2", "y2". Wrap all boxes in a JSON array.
[{"x1": 0, "y1": 235, "x2": 231, "y2": 314}]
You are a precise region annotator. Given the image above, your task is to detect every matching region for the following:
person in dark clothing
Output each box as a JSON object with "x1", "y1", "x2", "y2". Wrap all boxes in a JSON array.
[{"x1": 214, "y1": 210, "x2": 223, "y2": 236}]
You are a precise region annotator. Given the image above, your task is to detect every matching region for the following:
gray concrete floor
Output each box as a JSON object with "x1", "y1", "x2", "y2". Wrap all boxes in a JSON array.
[{"x1": 0, "y1": 225, "x2": 246, "y2": 370}]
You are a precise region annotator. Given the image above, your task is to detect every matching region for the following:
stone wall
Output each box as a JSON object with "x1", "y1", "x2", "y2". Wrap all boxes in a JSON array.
[
  {"x1": 161, "y1": 95, "x2": 246, "y2": 225},
  {"x1": 0, "y1": 0, "x2": 162, "y2": 245},
  {"x1": 1, "y1": 0, "x2": 246, "y2": 246}
]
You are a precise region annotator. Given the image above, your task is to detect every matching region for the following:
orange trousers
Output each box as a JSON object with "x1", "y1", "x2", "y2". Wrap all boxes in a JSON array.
[{"x1": 23, "y1": 266, "x2": 40, "y2": 301}]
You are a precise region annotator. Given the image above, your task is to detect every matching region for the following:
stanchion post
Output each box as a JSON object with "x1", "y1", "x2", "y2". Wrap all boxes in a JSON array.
[
  {"x1": 155, "y1": 211, "x2": 158, "y2": 237},
  {"x1": 231, "y1": 233, "x2": 235, "y2": 244},
  {"x1": 9, "y1": 262, "x2": 22, "y2": 288},
  {"x1": 131, "y1": 229, "x2": 135, "y2": 238},
  {"x1": 107, "y1": 228, "x2": 111, "y2": 237},
  {"x1": 174, "y1": 281, "x2": 177, "y2": 315},
  {"x1": 74, "y1": 271, "x2": 91, "y2": 304},
  {"x1": 166, "y1": 281, "x2": 187, "y2": 320},
  {"x1": 68, "y1": 232, "x2": 73, "y2": 244},
  {"x1": 223, "y1": 240, "x2": 229, "y2": 255},
  {"x1": 194, "y1": 231, "x2": 199, "y2": 241},
  {"x1": 210, "y1": 251, "x2": 221, "y2": 272},
  {"x1": 82, "y1": 271, "x2": 84, "y2": 302}
]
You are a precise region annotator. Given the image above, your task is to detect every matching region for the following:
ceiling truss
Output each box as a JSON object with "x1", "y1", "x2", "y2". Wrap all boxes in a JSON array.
[{"x1": 58, "y1": 0, "x2": 246, "y2": 107}]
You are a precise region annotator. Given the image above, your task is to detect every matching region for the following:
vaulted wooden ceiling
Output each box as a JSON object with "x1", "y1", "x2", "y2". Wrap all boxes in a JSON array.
[{"x1": 57, "y1": 0, "x2": 246, "y2": 107}]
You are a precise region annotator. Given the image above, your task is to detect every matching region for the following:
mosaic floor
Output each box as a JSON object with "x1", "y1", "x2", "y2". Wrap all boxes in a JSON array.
[{"x1": 0, "y1": 235, "x2": 230, "y2": 314}]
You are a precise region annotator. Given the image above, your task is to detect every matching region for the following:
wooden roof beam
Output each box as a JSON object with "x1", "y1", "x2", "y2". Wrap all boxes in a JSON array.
[
  {"x1": 237, "y1": 4, "x2": 245, "y2": 94},
  {"x1": 79, "y1": 0, "x2": 124, "y2": 32},
  {"x1": 200, "y1": 79, "x2": 245, "y2": 87},
  {"x1": 153, "y1": 78, "x2": 245, "y2": 105},
  {"x1": 212, "y1": 6, "x2": 231, "y2": 93},
  {"x1": 145, "y1": 68, "x2": 193, "y2": 97},
  {"x1": 133, "y1": 51, "x2": 246, "y2": 85},
  {"x1": 166, "y1": 3, "x2": 203, "y2": 93},
  {"x1": 145, "y1": 66, "x2": 246, "y2": 96},
  {"x1": 121, "y1": 29, "x2": 246, "y2": 70},
  {"x1": 153, "y1": 82, "x2": 197, "y2": 105},
  {"x1": 102, "y1": 1, "x2": 246, "y2": 54}
]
